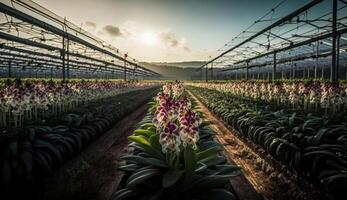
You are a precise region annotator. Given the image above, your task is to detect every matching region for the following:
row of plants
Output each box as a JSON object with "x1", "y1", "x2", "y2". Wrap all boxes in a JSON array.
[
  {"x1": 0, "y1": 78, "x2": 159, "y2": 128},
  {"x1": 0, "y1": 86, "x2": 160, "y2": 199},
  {"x1": 114, "y1": 82, "x2": 240, "y2": 200},
  {"x1": 187, "y1": 85, "x2": 347, "y2": 199},
  {"x1": 186, "y1": 81, "x2": 347, "y2": 116}
]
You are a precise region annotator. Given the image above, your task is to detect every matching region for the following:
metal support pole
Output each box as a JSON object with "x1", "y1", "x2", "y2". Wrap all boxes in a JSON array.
[
  {"x1": 331, "y1": 0, "x2": 337, "y2": 82},
  {"x1": 246, "y1": 61, "x2": 249, "y2": 80},
  {"x1": 336, "y1": 34, "x2": 340, "y2": 80},
  {"x1": 211, "y1": 62, "x2": 214, "y2": 80},
  {"x1": 272, "y1": 52, "x2": 277, "y2": 81},
  {"x1": 315, "y1": 41, "x2": 319, "y2": 79},
  {"x1": 257, "y1": 67, "x2": 260, "y2": 80},
  {"x1": 62, "y1": 36, "x2": 66, "y2": 80},
  {"x1": 66, "y1": 38, "x2": 70, "y2": 79},
  {"x1": 307, "y1": 66, "x2": 310, "y2": 78},
  {"x1": 205, "y1": 66, "x2": 208, "y2": 82},
  {"x1": 201, "y1": 68, "x2": 203, "y2": 80},
  {"x1": 8, "y1": 62, "x2": 11, "y2": 78},
  {"x1": 124, "y1": 54, "x2": 127, "y2": 81},
  {"x1": 50, "y1": 68, "x2": 53, "y2": 79},
  {"x1": 303, "y1": 65, "x2": 306, "y2": 78}
]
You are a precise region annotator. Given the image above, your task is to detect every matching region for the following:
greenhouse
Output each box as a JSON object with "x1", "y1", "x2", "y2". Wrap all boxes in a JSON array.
[{"x1": 0, "y1": 0, "x2": 346, "y2": 200}]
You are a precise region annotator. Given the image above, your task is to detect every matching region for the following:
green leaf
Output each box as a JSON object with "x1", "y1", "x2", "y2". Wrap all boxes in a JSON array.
[
  {"x1": 118, "y1": 164, "x2": 139, "y2": 172},
  {"x1": 111, "y1": 188, "x2": 138, "y2": 200},
  {"x1": 145, "y1": 157, "x2": 168, "y2": 168},
  {"x1": 121, "y1": 155, "x2": 149, "y2": 165},
  {"x1": 162, "y1": 169, "x2": 183, "y2": 188},
  {"x1": 200, "y1": 156, "x2": 226, "y2": 167},
  {"x1": 128, "y1": 135, "x2": 160, "y2": 157},
  {"x1": 133, "y1": 129, "x2": 155, "y2": 139},
  {"x1": 184, "y1": 145, "x2": 197, "y2": 183},
  {"x1": 197, "y1": 145, "x2": 222, "y2": 160},
  {"x1": 140, "y1": 123, "x2": 156, "y2": 129},
  {"x1": 126, "y1": 168, "x2": 161, "y2": 187},
  {"x1": 192, "y1": 175, "x2": 232, "y2": 190},
  {"x1": 215, "y1": 165, "x2": 241, "y2": 175},
  {"x1": 149, "y1": 134, "x2": 163, "y2": 153}
]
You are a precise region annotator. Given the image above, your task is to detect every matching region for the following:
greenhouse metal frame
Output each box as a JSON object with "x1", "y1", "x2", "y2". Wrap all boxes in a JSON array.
[
  {"x1": 0, "y1": 0, "x2": 160, "y2": 79},
  {"x1": 197, "y1": 0, "x2": 347, "y2": 82}
]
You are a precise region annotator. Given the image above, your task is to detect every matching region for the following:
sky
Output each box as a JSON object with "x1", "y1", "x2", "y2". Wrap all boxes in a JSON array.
[{"x1": 33, "y1": 0, "x2": 312, "y2": 62}]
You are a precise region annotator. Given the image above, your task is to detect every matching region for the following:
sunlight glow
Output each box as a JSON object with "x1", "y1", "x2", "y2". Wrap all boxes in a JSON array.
[{"x1": 140, "y1": 31, "x2": 158, "y2": 46}]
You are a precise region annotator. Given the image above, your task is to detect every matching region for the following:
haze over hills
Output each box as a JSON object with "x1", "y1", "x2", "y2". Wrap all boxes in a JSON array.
[
  {"x1": 141, "y1": 61, "x2": 206, "y2": 80},
  {"x1": 150, "y1": 61, "x2": 206, "y2": 68}
]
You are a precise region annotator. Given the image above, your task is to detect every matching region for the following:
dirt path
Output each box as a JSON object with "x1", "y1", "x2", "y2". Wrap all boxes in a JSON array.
[
  {"x1": 43, "y1": 103, "x2": 149, "y2": 200},
  {"x1": 187, "y1": 90, "x2": 322, "y2": 200},
  {"x1": 188, "y1": 90, "x2": 261, "y2": 200}
]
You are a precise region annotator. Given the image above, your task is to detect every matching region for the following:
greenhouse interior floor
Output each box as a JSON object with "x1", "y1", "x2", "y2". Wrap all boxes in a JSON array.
[
  {"x1": 187, "y1": 90, "x2": 325, "y2": 200},
  {"x1": 23, "y1": 90, "x2": 329, "y2": 200},
  {"x1": 41, "y1": 103, "x2": 149, "y2": 200}
]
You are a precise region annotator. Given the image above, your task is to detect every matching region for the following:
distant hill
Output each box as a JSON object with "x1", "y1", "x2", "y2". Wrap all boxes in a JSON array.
[
  {"x1": 150, "y1": 61, "x2": 206, "y2": 68},
  {"x1": 141, "y1": 61, "x2": 221, "y2": 80}
]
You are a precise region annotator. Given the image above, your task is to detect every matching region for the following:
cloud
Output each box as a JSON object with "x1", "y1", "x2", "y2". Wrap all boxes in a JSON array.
[
  {"x1": 84, "y1": 21, "x2": 97, "y2": 32},
  {"x1": 100, "y1": 25, "x2": 123, "y2": 37},
  {"x1": 159, "y1": 30, "x2": 190, "y2": 51},
  {"x1": 85, "y1": 21, "x2": 96, "y2": 29}
]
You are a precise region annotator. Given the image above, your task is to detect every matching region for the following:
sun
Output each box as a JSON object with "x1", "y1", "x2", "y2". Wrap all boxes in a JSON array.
[{"x1": 140, "y1": 31, "x2": 158, "y2": 46}]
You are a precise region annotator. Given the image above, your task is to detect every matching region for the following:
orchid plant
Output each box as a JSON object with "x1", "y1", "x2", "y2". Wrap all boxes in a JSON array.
[
  {"x1": 116, "y1": 82, "x2": 239, "y2": 200},
  {"x1": 186, "y1": 81, "x2": 347, "y2": 115},
  {"x1": 0, "y1": 79, "x2": 158, "y2": 128}
]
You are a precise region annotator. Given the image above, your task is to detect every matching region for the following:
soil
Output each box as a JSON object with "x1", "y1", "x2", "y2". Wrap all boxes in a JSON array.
[
  {"x1": 42, "y1": 103, "x2": 149, "y2": 200},
  {"x1": 187, "y1": 90, "x2": 328, "y2": 200}
]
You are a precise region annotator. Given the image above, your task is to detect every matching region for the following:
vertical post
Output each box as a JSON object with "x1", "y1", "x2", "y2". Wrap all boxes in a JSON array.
[
  {"x1": 200, "y1": 68, "x2": 203, "y2": 80},
  {"x1": 205, "y1": 65, "x2": 208, "y2": 82},
  {"x1": 50, "y1": 67, "x2": 53, "y2": 79},
  {"x1": 257, "y1": 67, "x2": 260, "y2": 80},
  {"x1": 246, "y1": 61, "x2": 249, "y2": 80},
  {"x1": 336, "y1": 34, "x2": 340, "y2": 80},
  {"x1": 124, "y1": 53, "x2": 127, "y2": 81},
  {"x1": 307, "y1": 66, "x2": 310, "y2": 78},
  {"x1": 66, "y1": 38, "x2": 70, "y2": 79},
  {"x1": 303, "y1": 65, "x2": 306, "y2": 78},
  {"x1": 211, "y1": 62, "x2": 214, "y2": 80},
  {"x1": 8, "y1": 61, "x2": 12, "y2": 78},
  {"x1": 331, "y1": 0, "x2": 337, "y2": 82},
  {"x1": 315, "y1": 41, "x2": 319, "y2": 79},
  {"x1": 62, "y1": 36, "x2": 66, "y2": 80},
  {"x1": 273, "y1": 52, "x2": 277, "y2": 81}
]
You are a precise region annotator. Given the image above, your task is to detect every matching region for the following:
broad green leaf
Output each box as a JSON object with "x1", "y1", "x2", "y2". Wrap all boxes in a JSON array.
[
  {"x1": 126, "y1": 168, "x2": 161, "y2": 187},
  {"x1": 111, "y1": 188, "x2": 138, "y2": 200},
  {"x1": 162, "y1": 169, "x2": 183, "y2": 188},
  {"x1": 133, "y1": 129, "x2": 155, "y2": 138},
  {"x1": 184, "y1": 145, "x2": 197, "y2": 183},
  {"x1": 145, "y1": 157, "x2": 168, "y2": 168},
  {"x1": 197, "y1": 145, "x2": 222, "y2": 160},
  {"x1": 118, "y1": 164, "x2": 139, "y2": 172},
  {"x1": 149, "y1": 134, "x2": 163, "y2": 153}
]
